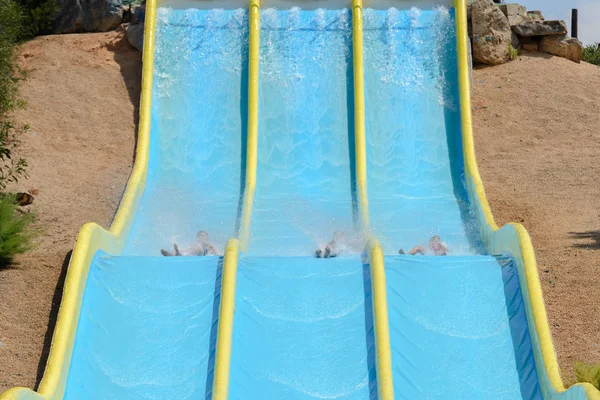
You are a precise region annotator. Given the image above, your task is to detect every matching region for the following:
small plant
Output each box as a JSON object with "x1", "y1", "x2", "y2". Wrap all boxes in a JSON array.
[
  {"x1": 0, "y1": 194, "x2": 34, "y2": 266},
  {"x1": 0, "y1": 121, "x2": 29, "y2": 190},
  {"x1": 574, "y1": 361, "x2": 600, "y2": 390},
  {"x1": 16, "y1": 0, "x2": 58, "y2": 39},
  {"x1": 508, "y1": 44, "x2": 519, "y2": 61},
  {"x1": 582, "y1": 44, "x2": 600, "y2": 66},
  {"x1": 0, "y1": 0, "x2": 29, "y2": 190}
]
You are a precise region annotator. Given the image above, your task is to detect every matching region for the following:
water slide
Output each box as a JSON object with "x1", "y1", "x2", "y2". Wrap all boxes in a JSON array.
[{"x1": 2, "y1": 0, "x2": 600, "y2": 399}]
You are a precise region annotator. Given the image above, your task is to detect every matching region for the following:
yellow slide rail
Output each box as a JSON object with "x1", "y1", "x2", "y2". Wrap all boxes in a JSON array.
[
  {"x1": 0, "y1": 0, "x2": 158, "y2": 398},
  {"x1": 454, "y1": 1, "x2": 600, "y2": 399},
  {"x1": 211, "y1": 0, "x2": 260, "y2": 399},
  {"x1": 351, "y1": 1, "x2": 394, "y2": 399}
]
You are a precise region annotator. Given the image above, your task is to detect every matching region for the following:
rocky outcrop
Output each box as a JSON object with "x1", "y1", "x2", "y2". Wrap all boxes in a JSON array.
[
  {"x1": 499, "y1": 4, "x2": 529, "y2": 26},
  {"x1": 540, "y1": 35, "x2": 584, "y2": 63},
  {"x1": 127, "y1": 23, "x2": 144, "y2": 52},
  {"x1": 467, "y1": 1, "x2": 581, "y2": 64},
  {"x1": 471, "y1": 0, "x2": 512, "y2": 65},
  {"x1": 512, "y1": 20, "x2": 567, "y2": 37},
  {"x1": 527, "y1": 10, "x2": 544, "y2": 21},
  {"x1": 125, "y1": 3, "x2": 145, "y2": 52},
  {"x1": 53, "y1": 0, "x2": 124, "y2": 33}
]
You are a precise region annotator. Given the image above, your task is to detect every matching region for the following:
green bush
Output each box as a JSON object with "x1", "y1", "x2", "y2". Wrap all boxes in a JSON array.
[
  {"x1": 582, "y1": 44, "x2": 600, "y2": 66},
  {"x1": 574, "y1": 361, "x2": 600, "y2": 390},
  {"x1": 0, "y1": 0, "x2": 23, "y2": 114},
  {"x1": 0, "y1": 0, "x2": 29, "y2": 190},
  {"x1": 509, "y1": 44, "x2": 519, "y2": 61},
  {"x1": 0, "y1": 121, "x2": 29, "y2": 190},
  {"x1": 0, "y1": 195, "x2": 34, "y2": 266},
  {"x1": 0, "y1": 0, "x2": 34, "y2": 266},
  {"x1": 17, "y1": 0, "x2": 58, "y2": 39}
]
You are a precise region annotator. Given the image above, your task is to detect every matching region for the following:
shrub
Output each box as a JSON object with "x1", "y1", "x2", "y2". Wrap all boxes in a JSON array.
[
  {"x1": 0, "y1": 0, "x2": 29, "y2": 190},
  {"x1": 582, "y1": 44, "x2": 600, "y2": 66},
  {"x1": 0, "y1": 195, "x2": 34, "y2": 266},
  {"x1": 508, "y1": 44, "x2": 519, "y2": 61},
  {"x1": 0, "y1": 121, "x2": 29, "y2": 190},
  {"x1": 574, "y1": 361, "x2": 600, "y2": 390},
  {"x1": 0, "y1": 0, "x2": 23, "y2": 115},
  {"x1": 17, "y1": 0, "x2": 58, "y2": 39}
]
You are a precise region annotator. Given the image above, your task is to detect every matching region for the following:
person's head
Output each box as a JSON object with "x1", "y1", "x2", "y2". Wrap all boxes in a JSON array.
[
  {"x1": 429, "y1": 235, "x2": 441, "y2": 246},
  {"x1": 197, "y1": 231, "x2": 209, "y2": 241},
  {"x1": 333, "y1": 231, "x2": 346, "y2": 241}
]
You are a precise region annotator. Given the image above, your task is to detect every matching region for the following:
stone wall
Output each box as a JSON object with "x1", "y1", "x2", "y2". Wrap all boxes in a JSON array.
[{"x1": 469, "y1": 0, "x2": 583, "y2": 65}]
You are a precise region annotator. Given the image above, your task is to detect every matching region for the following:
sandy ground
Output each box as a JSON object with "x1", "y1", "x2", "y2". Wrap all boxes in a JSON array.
[
  {"x1": 0, "y1": 33, "x2": 598, "y2": 392},
  {"x1": 0, "y1": 31, "x2": 139, "y2": 390},
  {"x1": 472, "y1": 53, "x2": 600, "y2": 382}
]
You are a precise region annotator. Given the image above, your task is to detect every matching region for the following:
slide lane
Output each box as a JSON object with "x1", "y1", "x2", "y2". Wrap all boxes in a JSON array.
[
  {"x1": 64, "y1": 255, "x2": 222, "y2": 399},
  {"x1": 247, "y1": 7, "x2": 357, "y2": 256},
  {"x1": 124, "y1": 5, "x2": 250, "y2": 255},
  {"x1": 386, "y1": 255, "x2": 541, "y2": 399},
  {"x1": 63, "y1": 3, "x2": 255, "y2": 399},
  {"x1": 362, "y1": 4, "x2": 542, "y2": 398},
  {"x1": 229, "y1": 257, "x2": 376, "y2": 399},
  {"x1": 228, "y1": 5, "x2": 379, "y2": 399}
]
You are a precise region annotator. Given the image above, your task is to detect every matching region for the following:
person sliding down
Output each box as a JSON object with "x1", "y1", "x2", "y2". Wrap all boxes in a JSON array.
[
  {"x1": 161, "y1": 231, "x2": 219, "y2": 256},
  {"x1": 315, "y1": 231, "x2": 346, "y2": 258},
  {"x1": 399, "y1": 235, "x2": 448, "y2": 256}
]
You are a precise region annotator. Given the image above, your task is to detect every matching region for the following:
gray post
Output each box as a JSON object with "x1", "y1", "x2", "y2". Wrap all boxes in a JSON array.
[{"x1": 571, "y1": 9, "x2": 578, "y2": 39}]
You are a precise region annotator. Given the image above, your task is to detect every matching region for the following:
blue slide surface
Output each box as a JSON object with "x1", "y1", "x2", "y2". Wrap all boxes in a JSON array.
[
  {"x1": 64, "y1": 6, "x2": 248, "y2": 398},
  {"x1": 363, "y1": 6, "x2": 542, "y2": 399},
  {"x1": 229, "y1": 7, "x2": 377, "y2": 399},
  {"x1": 59, "y1": 2, "x2": 546, "y2": 400}
]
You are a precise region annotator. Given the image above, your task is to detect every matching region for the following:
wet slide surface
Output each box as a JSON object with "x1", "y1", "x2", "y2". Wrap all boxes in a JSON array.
[
  {"x1": 386, "y1": 256, "x2": 541, "y2": 400},
  {"x1": 124, "y1": 7, "x2": 249, "y2": 255},
  {"x1": 65, "y1": 6, "x2": 248, "y2": 398},
  {"x1": 229, "y1": 7, "x2": 377, "y2": 399},
  {"x1": 249, "y1": 7, "x2": 357, "y2": 256},
  {"x1": 229, "y1": 257, "x2": 375, "y2": 399},
  {"x1": 60, "y1": 3, "x2": 546, "y2": 400},
  {"x1": 363, "y1": 6, "x2": 542, "y2": 399},
  {"x1": 65, "y1": 255, "x2": 221, "y2": 399}
]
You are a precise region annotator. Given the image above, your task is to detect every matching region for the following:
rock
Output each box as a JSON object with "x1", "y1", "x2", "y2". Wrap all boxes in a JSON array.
[
  {"x1": 130, "y1": 3, "x2": 145, "y2": 25},
  {"x1": 522, "y1": 42, "x2": 539, "y2": 52},
  {"x1": 520, "y1": 36, "x2": 539, "y2": 52},
  {"x1": 53, "y1": 0, "x2": 124, "y2": 33},
  {"x1": 471, "y1": 0, "x2": 512, "y2": 65},
  {"x1": 512, "y1": 20, "x2": 567, "y2": 37},
  {"x1": 127, "y1": 22, "x2": 144, "y2": 52},
  {"x1": 498, "y1": 4, "x2": 530, "y2": 26},
  {"x1": 527, "y1": 10, "x2": 544, "y2": 21},
  {"x1": 511, "y1": 31, "x2": 520, "y2": 49},
  {"x1": 540, "y1": 35, "x2": 583, "y2": 63},
  {"x1": 467, "y1": 4, "x2": 473, "y2": 38}
]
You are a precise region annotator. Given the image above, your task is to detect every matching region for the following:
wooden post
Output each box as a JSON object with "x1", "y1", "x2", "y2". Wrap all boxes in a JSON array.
[{"x1": 571, "y1": 9, "x2": 578, "y2": 39}]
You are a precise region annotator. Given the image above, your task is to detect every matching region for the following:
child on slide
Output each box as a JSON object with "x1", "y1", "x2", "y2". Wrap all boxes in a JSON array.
[
  {"x1": 161, "y1": 231, "x2": 219, "y2": 256},
  {"x1": 399, "y1": 235, "x2": 448, "y2": 256},
  {"x1": 315, "y1": 231, "x2": 346, "y2": 258}
]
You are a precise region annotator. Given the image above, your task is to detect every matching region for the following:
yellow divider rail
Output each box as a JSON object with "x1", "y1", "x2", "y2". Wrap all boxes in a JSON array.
[
  {"x1": 351, "y1": 1, "x2": 395, "y2": 399},
  {"x1": 211, "y1": 1, "x2": 260, "y2": 399}
]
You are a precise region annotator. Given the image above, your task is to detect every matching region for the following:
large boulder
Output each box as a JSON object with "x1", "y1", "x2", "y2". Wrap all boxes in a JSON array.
[
  {"x1": 127, "y1": 22, "x2": 144, "y2": 52},
  {"x1": 125, "y1": 3, "x2": 145, "y2": 52},
  {"x1": 512, "y1": 20, "x2": 567, "y2": 37},
  {"x1": 527, "y1": 10, "x2": 544, "y2": 21},
  {"x1": 467, "y1": 4, "x2": 472, "y2": 38},
  {"x1": 540, "y1": 35, "x2": 583, "y2": 63},
  {"x1": 53, "y1": 0, "x2": 124, "y2": 33},
  {"x1": 471, "y1": 0, "x2": 512, "y2": 65},
  {"x1": 499, "y1": 4, "x2": 530, "y2": 26}
]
